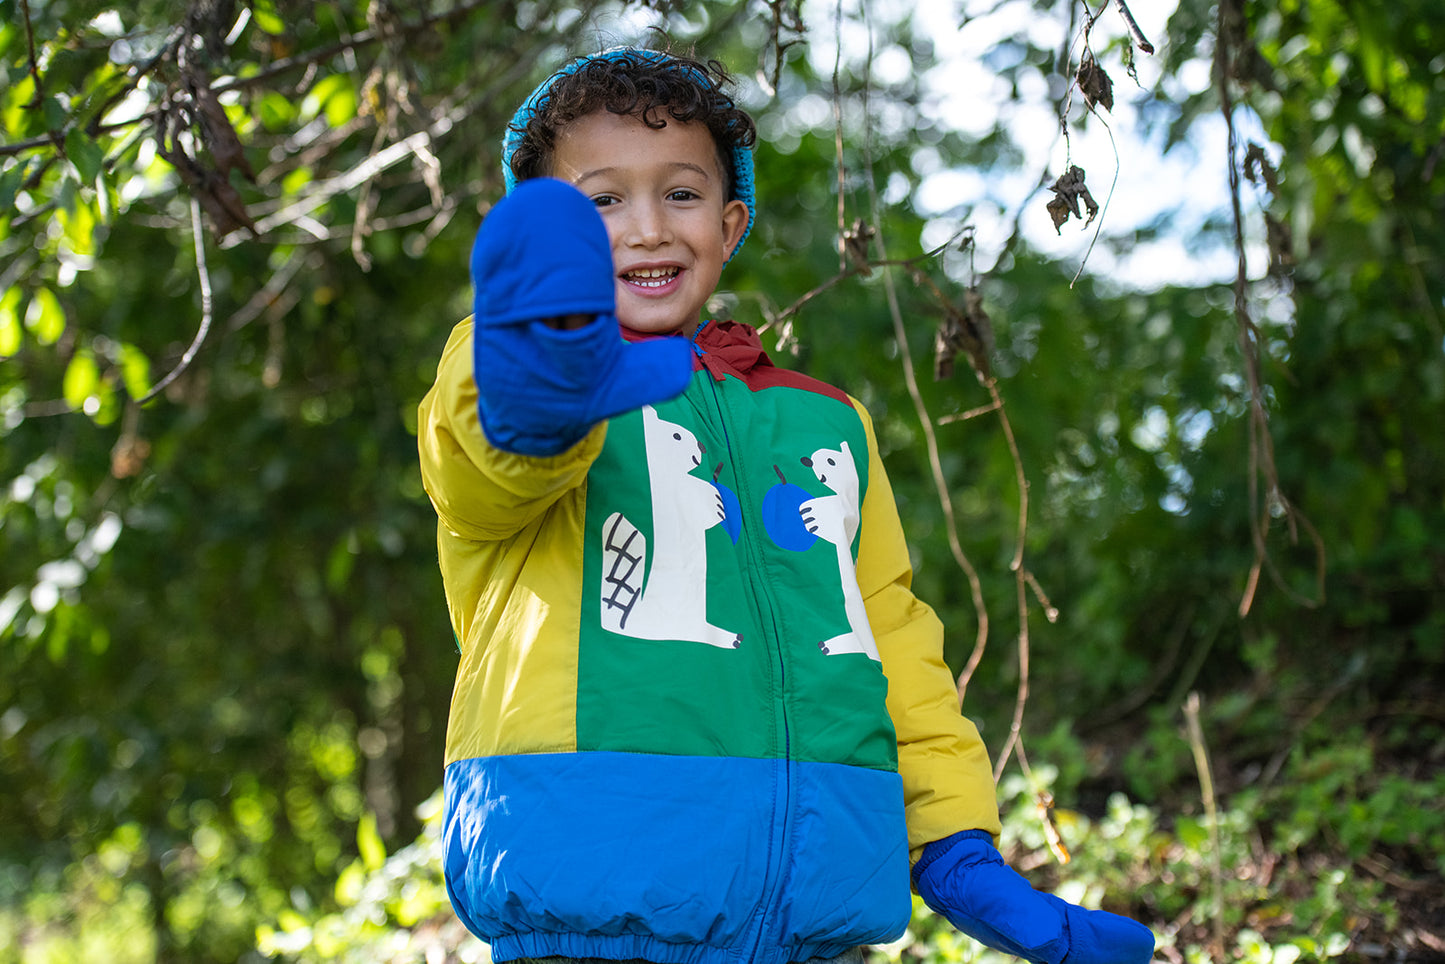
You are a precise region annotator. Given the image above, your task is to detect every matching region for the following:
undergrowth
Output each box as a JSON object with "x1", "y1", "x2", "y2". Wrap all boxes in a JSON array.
[{"x1": 8, "y1": 725, "x2": 1439, "y2": 964}]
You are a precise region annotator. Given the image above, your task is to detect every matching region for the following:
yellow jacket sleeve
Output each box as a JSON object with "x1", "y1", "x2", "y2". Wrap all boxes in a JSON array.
[
  {"x1": 417, "y1": 318, "x2": 607, "y2": 543},
  {"x1": 852, "y1": 401, "x2": 1002, "y2": 861}
]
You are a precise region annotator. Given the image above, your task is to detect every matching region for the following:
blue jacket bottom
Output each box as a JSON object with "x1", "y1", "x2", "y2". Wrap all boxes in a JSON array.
[{"x1": 443, "y1": 752, "x2": 912, "y2": 964}]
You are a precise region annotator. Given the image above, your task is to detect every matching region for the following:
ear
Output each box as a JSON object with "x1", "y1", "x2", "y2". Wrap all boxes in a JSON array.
[{"x1": 720, "y1": 199, "x2": 750, "y2": 258}]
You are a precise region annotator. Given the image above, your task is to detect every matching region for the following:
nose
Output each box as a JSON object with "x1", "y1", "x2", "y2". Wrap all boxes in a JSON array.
[{"x1": 622, "y1": 197, "x2": 670, "y2": 248}]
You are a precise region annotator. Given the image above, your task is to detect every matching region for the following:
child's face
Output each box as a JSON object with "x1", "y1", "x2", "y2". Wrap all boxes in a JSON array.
[{"x1": 550, "y1": 111, "x2": 750, "y2": 337}]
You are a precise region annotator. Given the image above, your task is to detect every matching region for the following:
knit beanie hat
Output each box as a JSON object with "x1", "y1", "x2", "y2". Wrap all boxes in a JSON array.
[{"x1": 500, "y1": 47, "x2": 756, "y2": 263}]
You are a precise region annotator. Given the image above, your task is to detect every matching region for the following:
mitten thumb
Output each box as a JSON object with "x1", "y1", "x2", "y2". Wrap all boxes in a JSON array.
[
  {"x1": 1046, "y1": 893, "x2": 1155, "y2": 964},
  {"x1": 586, "y1": 334, "x2": 695, "y2": 423}
]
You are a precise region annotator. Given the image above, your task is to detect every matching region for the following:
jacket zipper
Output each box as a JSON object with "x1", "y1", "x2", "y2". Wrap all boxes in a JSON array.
[{"x1": 696, "y1": 340, "x2": 794, "y2": 962}]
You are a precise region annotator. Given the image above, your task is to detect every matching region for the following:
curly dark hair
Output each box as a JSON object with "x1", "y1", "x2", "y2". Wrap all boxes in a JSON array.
[{"x1": 507, "y1": 50, "x2": 757, "y2": 200}]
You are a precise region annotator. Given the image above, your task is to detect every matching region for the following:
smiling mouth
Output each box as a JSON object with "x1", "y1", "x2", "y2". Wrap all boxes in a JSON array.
[{"x1": 622, "y1": 267, "x2": 680, "y2": 289}]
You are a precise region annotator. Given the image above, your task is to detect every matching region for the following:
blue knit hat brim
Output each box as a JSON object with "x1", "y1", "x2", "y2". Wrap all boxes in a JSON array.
[{"x1": 500, "y1": 47, "x2": 755, "y2": 264}]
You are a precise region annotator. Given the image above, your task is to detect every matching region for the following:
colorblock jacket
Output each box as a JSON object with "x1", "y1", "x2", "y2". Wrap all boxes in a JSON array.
[{"x1": 417, "y1": 318, "x2": 1002, "y2": 964}]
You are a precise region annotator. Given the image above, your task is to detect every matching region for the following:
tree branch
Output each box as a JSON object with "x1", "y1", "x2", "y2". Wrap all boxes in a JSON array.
[
  {"x1": 137, "y1": 198, "x2": 214, "y2": 403},
  {"x1": 0, "y1": 0, "x2": 495, "y2": 159},
  {"x1": 1112, "y1": 0, "x2": 1155, "y2": 54},
  {"x1": 1215, "y1": 0, "x2": 1325, "y2": 615},
  {"x1": 848, "y1": 5, "x2": 996, "y2": 706},
  {"x1": 18, "y1": 0, "x2": 46, "y2": 111}
]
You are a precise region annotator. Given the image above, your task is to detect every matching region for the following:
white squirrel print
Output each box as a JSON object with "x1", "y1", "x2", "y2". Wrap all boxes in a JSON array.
[
  {"x1": 600, "y1": 405, "x2": 743, "y2": 649},
  {"x1": 799, "y1": 440, "x2": 881, "y2": 661}
]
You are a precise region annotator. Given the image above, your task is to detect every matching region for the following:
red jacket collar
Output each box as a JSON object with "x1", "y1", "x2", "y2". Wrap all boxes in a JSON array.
[{"x1": 621, "y1": 320, "x2": 775, "y2": 381}]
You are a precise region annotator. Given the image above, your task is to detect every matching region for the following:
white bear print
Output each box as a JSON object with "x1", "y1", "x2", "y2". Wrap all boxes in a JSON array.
[
  {"x1": 800, "y1": 440, "x2": 881, "y2": 661},
  {"x1": 600, "y1": 406, "x2": 742, "y2": 649}
]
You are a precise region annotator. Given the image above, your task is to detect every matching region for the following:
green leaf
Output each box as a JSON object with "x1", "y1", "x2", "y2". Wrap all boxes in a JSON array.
[
  {"x1": 41, "y1": 94, "x2": 68, "y2": 131},
  {"x1": 356, "y1": 812, "x2": 386, "y2": 872},
  {"x1": 64, "y1": 127, "x2": 106, "y2": 184},
  {"x1": 323, "y1": 82, "x2": 358, "y2": 129},
  {"x1": 334, "y1": 859, "x2": 365, "y2": 907},
  {"x1": 325, "y1": 536, "x2": 355, "y2": 590},
  {"x1": 257, "y1": 91, "x2": 296, "y2": 131},
  {"x1": 62, "y1": 347, "x2": 100, "y2": 411},
  {"x1": 281, "y1": 166, "x2": 313, "y2": 194},
  {"x1": 0, "y1": 287, "x2": 20, "y2": 356},
  {"x1": 0, "y1": 157, "x2": 32, "y2": 213},
  {"x1": 1175, "y1": 815, "x2": 1208, "y2": 849},
  {"x1": 25, "y1": 287, "x2": 66, "y2": 344},
  {"x1": 302, "y1": 74, "x2": 355, "y2": 126},
  {"x1": 93, "y1": 382, "x2": 120, "y2": 425},
  {"x1": 251, "y1": 0, "x2": 287, "y2": 36},
  {"x1": 58, "y1": 199, "x2": 97, "y2": 256},
  {"x1": 2, "y1": 75, "x2": 37, "y2": 133},
  {"x1": 118, "y1": 342, "x2": 152, "y2": 400}
]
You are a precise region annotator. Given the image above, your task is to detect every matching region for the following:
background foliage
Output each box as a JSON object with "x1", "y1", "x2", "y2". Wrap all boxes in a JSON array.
[{"x1": 2, "y1": 0, "x2": 1441, "y2": 962}]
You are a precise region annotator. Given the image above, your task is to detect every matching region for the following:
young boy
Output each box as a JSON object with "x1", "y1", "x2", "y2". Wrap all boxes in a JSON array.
[{"x1": 417, "y1": 48, "x2": 1154, "y2": 964}]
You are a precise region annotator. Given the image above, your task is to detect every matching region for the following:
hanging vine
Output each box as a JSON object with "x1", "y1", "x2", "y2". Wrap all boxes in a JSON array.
[{"x1": 1213, "y1": 0, "x2": 1327, "y2": 615}]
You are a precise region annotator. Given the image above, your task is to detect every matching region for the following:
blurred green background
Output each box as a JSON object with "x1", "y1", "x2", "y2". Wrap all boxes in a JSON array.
[{"x1": 2, "y1": 0, "x2": 1441, "y2": 961}]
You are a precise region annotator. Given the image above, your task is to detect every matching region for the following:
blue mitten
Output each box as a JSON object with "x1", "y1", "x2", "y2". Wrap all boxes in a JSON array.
[
  {"x1": 913, "y1": 830, "x2": 1155, "y2": 964},
  {"x1": 470, "y1": 177, "x2": 694, "y2": 456}
]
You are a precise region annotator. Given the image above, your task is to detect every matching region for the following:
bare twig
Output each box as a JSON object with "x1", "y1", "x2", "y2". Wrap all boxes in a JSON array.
[
  {"x1": 1024, "y1": 569, "x2": 1059, "y2": 622},
  {"x1": 1112, "y1": 0, "x2": 1155, "y2": 54},
  {"x1": 832, "y1": 0, "x2": 847, "y2": 274},
  {"x1": 232, "y1": 127, "x2": 442, "y2": 241},
  {"x1": 1183, "y1": 692, "x2": 1226, "y2": 957},
  {"x1": 18, "y1": 0, "x2": 46, "y2": 111},
  {"x1": 224, "y1": 250, "x2": 314, "y2": 333},
  {"x1": 211, "y1": 0, "x2": 497, "y2": 98},
  {"x1": 838, "y1": 7, "x2": 992, "y2": 704},
  {"x1": 1069, "y1": 118, "x2": 1120, "y2": 287},
  {"x1": 769, "y1": 230, "x2": 976, "y2": 327},
  {"x1": 137, "y1": 198, "x2": 213, "y2": 403},
  {"x1": 1050, "y1": 4, "x2": 1123, "y2": 285},
  {"x1": 762, "y1": 0, "x2": 806, "y2": 98},
  {"x1": 1215, "y1": 0, "x2": 1326, "y2": 614},
  {"x1": 937, "y1": 400, "x2": 1001, "y2": 425},
  {"x1": 0, "y1": 0, "x2": 494, "y2": 161},
  {"x1": 993, "y1": 562, "x2": 1032, "y2": 782}
]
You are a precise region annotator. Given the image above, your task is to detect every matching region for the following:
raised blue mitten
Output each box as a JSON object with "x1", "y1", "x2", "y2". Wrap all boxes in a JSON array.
[
  {"x1": 470, "y1": 177, "x2": 694, "y2": 456},
  {"x1": 913, "y1": 830, "x2": 1155, "y2": 964}
]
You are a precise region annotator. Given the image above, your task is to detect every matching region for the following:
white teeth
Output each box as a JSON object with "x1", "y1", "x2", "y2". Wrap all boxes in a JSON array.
[{"x1": 624, "y1": 267, "x2": 679, "y2": 288}]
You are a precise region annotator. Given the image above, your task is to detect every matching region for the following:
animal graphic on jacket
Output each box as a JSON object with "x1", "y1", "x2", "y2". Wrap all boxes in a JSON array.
[
  {"x1": 600, "y1": 405, "x2": 744, "y2": 649},
  {"x1": 800, "y1": 440, "x2": 880, "y2": 661}
]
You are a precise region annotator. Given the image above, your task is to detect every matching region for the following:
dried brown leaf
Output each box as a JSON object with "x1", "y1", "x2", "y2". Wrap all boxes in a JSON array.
[
  {"x1": 933, "y1": 287, "x2": 994, "y2": 383},
  {"x1": 1045, "y1": 165, "x2": 1098, "y2": 234},
  {"x1": 190, "y1": 77, "x2": 255, "y2": 181},
  {"x1": 1046, "y1": 194, "x2": 1072, "y2": 234},
  {"x1": 1077, "y1": 52, "x2": 1114, "y2": 113},
  {"x1": 1243, "y1": 142, "x2": 1279, "y2": 196},
  {"x1": 1265, "y1": 213, "x2": 1294, "y2": 276},
  {"x1": 841, "y1": 217, "x2": 875, "y2": 277}
]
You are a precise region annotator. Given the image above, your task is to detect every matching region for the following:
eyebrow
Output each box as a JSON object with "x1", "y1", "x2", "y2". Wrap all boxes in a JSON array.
[{"x1": 574, "y1": 161, "x2": 716, "y2": 185}]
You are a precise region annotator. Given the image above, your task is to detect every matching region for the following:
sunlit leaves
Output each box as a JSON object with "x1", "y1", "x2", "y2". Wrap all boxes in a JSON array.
[
  {"x1": 61, "y1": 348, "x2": 101, "y2": 413},
  {"x1": 250, "y1": 0, "x2": 288, "y2": 36},
  {"x1": 64, "y1": 127, "x2": 107, "y2": 184},
  {"x1": 0, "y1": 157, "x2": 35, "y2": 213},
  {"x1": 301, "y1": 73, "x2": 359, "y2": 129},
  {"x1": 256, "y1": 90, "x2": 298, "y2": 132},
  {"x1": 116, "y1": 342, "x2": 151, "y2": 401},
  {"x1": 356, "y1": 812, "x2": 386, "y2": 872},
  {"x1": 25, "y1": 288, "x2": 65, "y2": 345},
  {"x1": 0, "y1": 288, "x2": 21, "y2": 357},
  {"x1": 57, "y1": 190, "x2": 99, "y2": 256}
]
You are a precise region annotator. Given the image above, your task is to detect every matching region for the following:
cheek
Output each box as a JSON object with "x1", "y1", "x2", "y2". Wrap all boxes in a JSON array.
[{"x1": 596, "y1": 216, "x2": 624, "y2": 252}]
